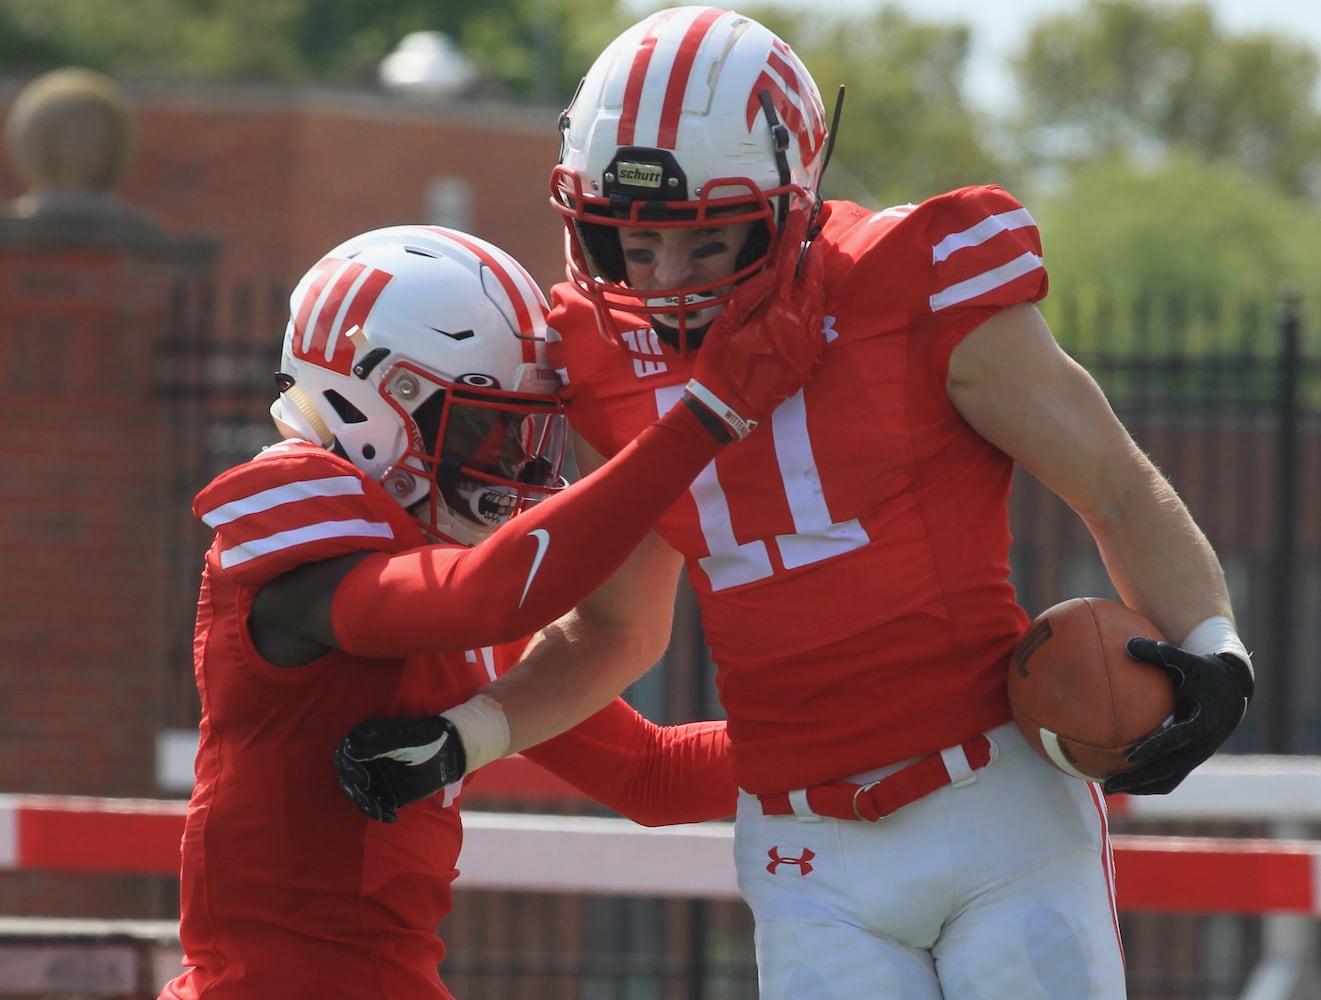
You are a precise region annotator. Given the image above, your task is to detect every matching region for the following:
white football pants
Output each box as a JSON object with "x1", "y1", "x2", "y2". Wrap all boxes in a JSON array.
[{"x1": 734, "y1": 721, "x2": 1128, "y2": 999}]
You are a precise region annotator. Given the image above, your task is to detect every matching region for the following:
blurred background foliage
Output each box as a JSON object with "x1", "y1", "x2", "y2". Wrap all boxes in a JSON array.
[{"x1": 2, "y1": 0, "x2": 1320, "y2": 318}]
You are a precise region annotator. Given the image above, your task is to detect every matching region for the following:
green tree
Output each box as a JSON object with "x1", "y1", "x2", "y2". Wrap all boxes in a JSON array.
[
  {"x1": 10, "y1": 0, "x2": 1316, "y2": 332},
  {"x1": 746, "y1": 3, "x2": 1006, "y2": 207},
  {"x1": 1009, "y1": 0, "x2": 1321, "y2": 200},
  {"x1": 0, "y1": 1, "x2": 1006, "y2": 200},
  {"x1": 1031, "y1": 152, "x2": 1321, "y2": 346},
  {"x1": 0, "y1": 0, "x2": 629, "y2": 104}
]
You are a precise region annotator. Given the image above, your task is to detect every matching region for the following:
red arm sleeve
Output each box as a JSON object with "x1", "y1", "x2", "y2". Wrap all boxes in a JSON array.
[
  {"x1": 518, "y1": 698, "x2": 736, "y2": 826},
  {"x1": 329, "y1": 401, "x2": 722, "y2": 657}
]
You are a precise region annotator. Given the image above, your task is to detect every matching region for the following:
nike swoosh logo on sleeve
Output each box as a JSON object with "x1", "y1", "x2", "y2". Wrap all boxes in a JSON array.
[{"x1": 518, "y1": 529, "x2": 551, "y2": 608}]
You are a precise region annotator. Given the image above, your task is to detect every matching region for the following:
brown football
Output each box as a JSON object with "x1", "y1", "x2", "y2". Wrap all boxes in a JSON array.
[{"x1": 1008, "y1": 597, "x2": 1175, "y2": 782}]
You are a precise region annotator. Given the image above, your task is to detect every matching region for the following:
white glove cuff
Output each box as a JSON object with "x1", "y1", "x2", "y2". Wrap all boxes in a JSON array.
[
  {"x1": 1181, "y1": 615, "x2": 1254, "y2": 679},
  {"x1": 444, "y1": 694, "x2": 510, "y2": 775}
]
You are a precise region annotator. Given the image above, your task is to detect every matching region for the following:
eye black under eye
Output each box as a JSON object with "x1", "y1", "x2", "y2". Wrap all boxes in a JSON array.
[{"x1": 692, "y1": 241, "x2": 730, "y2": 259}]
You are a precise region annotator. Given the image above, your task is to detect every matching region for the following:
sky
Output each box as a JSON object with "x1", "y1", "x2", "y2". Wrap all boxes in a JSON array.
[
  {"x1": 625, "y1": 0, "x2": 1321, "y2": 111},
  {"x1": 864, "y1": 0, "x2": 1321, "y2": 110}
]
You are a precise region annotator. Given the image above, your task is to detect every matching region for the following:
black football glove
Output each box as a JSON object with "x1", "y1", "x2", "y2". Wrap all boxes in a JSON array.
[
  {"x1": 1102, "y1": 638, "x2": 1254, "y2": 796},
  {"x1": 333, "y1": 714, "x2": 467, "y2": 823}
]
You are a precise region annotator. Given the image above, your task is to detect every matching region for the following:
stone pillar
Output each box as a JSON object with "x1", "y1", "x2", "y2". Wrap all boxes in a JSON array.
[{"x1": 0, "y1": 69, "x2": 217, "y2": 918}]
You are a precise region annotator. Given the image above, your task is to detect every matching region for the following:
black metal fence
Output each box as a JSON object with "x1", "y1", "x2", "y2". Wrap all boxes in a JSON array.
[{"x1": 158, "y1": 283, "x2": 1320, "y2": 999}]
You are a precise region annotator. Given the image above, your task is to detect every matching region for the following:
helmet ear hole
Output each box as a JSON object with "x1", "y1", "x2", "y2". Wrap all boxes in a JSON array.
[{"x1": 322, "y1": 390, "x2": 368, "y2": 424}]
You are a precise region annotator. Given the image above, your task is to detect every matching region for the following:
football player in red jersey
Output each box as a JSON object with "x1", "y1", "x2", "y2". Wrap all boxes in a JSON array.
[
  {"x1": 336, "y1": 8, "x2": 1254, "y2": 999},
  {"x1": 159, "y1": 222, "x2": 823, "y2": 1000}
]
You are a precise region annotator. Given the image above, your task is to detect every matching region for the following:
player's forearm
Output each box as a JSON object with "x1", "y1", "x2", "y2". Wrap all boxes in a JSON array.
[
  {"x1": 523, "y1": 702, "x2": 736, "y2": 826},
  {"x1": 487, "y1": 610, "x2": 666, "y2": 755},
  {"x1": 1081, "y1": 463, "x2": 1235, "y2": 644}
]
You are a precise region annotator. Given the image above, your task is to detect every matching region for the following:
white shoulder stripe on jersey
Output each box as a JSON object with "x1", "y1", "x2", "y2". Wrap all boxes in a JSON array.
[
  {"x1": 200, "y1": 476, "x2": 366, "y2": 529},
  {"x1": 866, "y1": 204, "x2": 916, "y2": 224},
  {"x1": 929, "y1": 251, "x2": 1044, "y2": 313},
  {"x1": 218, "y1": 518, "x2": 396, "y2": 569},
  {"x1": 930, "y1": 207, "x2": 1036, "y2": 264}
]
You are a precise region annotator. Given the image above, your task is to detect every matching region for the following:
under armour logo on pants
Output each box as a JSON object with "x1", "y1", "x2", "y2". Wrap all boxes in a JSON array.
[{"x1": 766, "y1": 846, "x2": 816, "y2": 875}]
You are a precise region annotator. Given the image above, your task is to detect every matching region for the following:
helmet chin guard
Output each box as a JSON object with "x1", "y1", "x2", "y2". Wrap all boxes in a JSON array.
[
  {"x1": 273, "y1": 225, "x2": 567, "y2": 546},
  {"x1": 551, "y1": 6, "x2": 828, "y2": 358}
]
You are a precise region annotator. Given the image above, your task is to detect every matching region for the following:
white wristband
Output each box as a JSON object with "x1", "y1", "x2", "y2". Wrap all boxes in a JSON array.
[
  {"x1": 443, "y1": 694, "x2": 510, "y2": 776},
  {"x1": 1181, "y1": 615, "x2": 1254, "y2": 679},
  {"x1": 684, "y1": 379, "x2": 755, "y2": 440}
]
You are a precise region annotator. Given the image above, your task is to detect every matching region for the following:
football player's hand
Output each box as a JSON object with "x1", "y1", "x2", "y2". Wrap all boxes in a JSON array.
[
  {"x1": 685, "y1": 202, "x2": 827, "y2": 442},
  {"x1": 1102, "y1": 639, "x2": 1254, "y2": 796},
  {"x1": 333, "y1": 714, "x2": 467, "y2": 823}
]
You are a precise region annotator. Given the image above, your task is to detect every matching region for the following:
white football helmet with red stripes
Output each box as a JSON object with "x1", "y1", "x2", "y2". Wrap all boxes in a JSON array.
[
  {"x1": 551, "y1": 5, "x2": 828, "y2": 355},
  {"x1": 271, "y1": 225, "x2": 566, "y2": 546}
]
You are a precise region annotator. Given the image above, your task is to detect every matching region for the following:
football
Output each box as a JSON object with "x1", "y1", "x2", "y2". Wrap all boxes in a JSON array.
[{"x1": 1008, "y1": 597, "x2": 1175, "y2": 783}]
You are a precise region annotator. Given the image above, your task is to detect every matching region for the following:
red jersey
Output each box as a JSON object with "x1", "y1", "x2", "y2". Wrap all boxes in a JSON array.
[
  {"x1": 549, "y1": 185, "x2": 1047, "y2": 795},
  {"x1": 163, "y1": 441, "x2": 733, "y2": 999}
]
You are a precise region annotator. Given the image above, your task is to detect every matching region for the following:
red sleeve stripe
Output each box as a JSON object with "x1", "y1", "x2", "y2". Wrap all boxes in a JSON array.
[
  {"x1": 217, "y1": 518, "x2": 395, "y2": 570},
  {"x1": 929, "y1": 251, "x2": 1044, "y2": 312},
  {"x1": 199, "y1": 476, "x2": 366, "y2": 528},
  {"x1": 931, "y1": 207, "x2": 1037, "y2": 264}
]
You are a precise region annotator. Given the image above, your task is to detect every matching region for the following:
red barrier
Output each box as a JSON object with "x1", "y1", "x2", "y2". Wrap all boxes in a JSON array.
[
  {"x1": 3, "y1": 792, "x2": 1317, "y2": 915},
  {"x1": 12, "y1": 796, "x2": 187, "y2": 876},
  {"x1": 1112, "y1": 835, "x2": 1321, "y2": 915}
]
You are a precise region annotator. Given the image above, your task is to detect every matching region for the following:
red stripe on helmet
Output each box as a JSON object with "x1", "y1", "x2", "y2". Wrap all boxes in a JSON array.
[
  {"x1": 618, "y1": 27, "x2": 663, "y2": 147},
  {"x1": 619, "y1": 7, "x2": 685, "y2": 146},
  {"x1": 291, "y1": 258, "x2": 339, "y2": 361},
  {"x1": 430, "y1": 227, "x2": 546, "y2": 363},
  {"x1": 657, "y1": 7, "x2": 725, "y2": 149},
  {"x1": 308, "y1": 262, "x2": 365, "y2": 373},
  {"x1": 338, "y1": 266, "x2": 391, "y2": 351},
  {"x1": 294, "y1": 259, "x2": 387, "y2": 376},
  {"x1": 746, "y1": 44, "x2": 826, "y2": 163}
]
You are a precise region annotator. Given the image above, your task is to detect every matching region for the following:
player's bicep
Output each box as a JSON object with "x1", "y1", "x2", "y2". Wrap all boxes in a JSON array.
[
  {"x1": 946, "y1": 303, "x2": 1152, "y2": 518},
  {"x1": 249, "y1": 551, "x2": 376, "y2": 666}
]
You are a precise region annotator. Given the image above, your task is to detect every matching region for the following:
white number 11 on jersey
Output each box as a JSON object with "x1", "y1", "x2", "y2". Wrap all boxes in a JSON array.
[{"x1": 655, "y1": 384, "x2": 870, "y2": 592}]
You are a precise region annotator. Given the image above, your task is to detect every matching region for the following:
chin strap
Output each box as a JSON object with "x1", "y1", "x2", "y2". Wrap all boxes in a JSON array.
[{"x1": 270, "y1": 387, "x2": 333, "y2": 448}]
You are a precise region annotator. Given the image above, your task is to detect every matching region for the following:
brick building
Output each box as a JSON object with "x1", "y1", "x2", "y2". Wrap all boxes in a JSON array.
[
  {"x1": 0, "y1": 77, "x2": 569, "y2": 302},
  {"x1": 0, "y1": 73, "x2": 576, "y2": 922}
]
